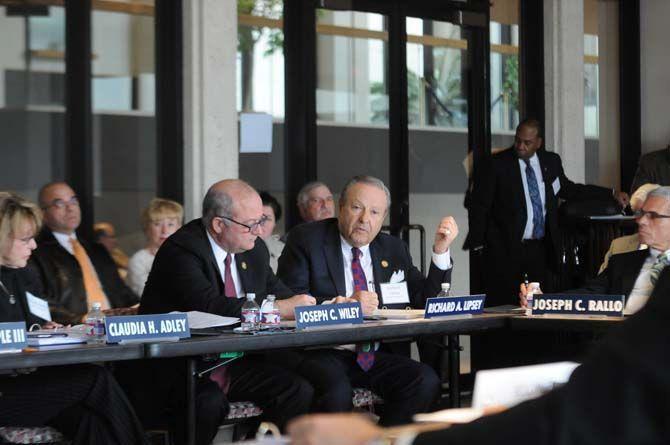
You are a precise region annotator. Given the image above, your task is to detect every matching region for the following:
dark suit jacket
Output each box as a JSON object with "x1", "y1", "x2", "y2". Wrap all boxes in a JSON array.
[
  {"x1": 414, "y1": 268, "x2": 670, "y2": 445},
  {"x1": 27, "y1": 229, "x2": 138, "y2": 324},
  {"x1": 0, "y1": 267, "x2": 43, "y2": 326},
  {"x1": 277, "y1": 218, "x2": 451, "y2": 309},
  {"x1": 567, "y1": 249, "x2": 650, "y2": 301},
  {"x1": 631, "y1": 146, "x2": 670, "y2": 194},
  {"x1": 140, "y1": 218, "x2": 292, "y2": 317},
  {"x1": 467, "y1": 148, "x2": 612, "y2": 268}
]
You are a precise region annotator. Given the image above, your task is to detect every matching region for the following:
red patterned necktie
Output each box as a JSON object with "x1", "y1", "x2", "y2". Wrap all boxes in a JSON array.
[
  {"x1": 352, "y1": 247, "x2": 375, "y2": 371},
  {"x1": 224, "y1": 254, "x2": 236, "y2": 298}
]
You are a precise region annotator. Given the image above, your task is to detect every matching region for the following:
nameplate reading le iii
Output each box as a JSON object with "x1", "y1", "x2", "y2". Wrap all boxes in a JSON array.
[
  {"x1": 424, "y1": 295, "x2": 486, "y2": 319},
  {"x1": 530, "y1": 294, "x2": 625, "y2": 317},
  {"x1": 0, "y1": 321, "x2": 27, "y2": 351},
  {"x1": 294, "y1": 302, "x2": 363, "y2": 330},
  {"x1": 105, "y1": 313, "x2": 190, "y2": 343}
]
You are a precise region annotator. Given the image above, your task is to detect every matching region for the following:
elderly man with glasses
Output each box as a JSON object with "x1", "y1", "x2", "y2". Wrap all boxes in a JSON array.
[
  {"x1": 520, "y1": 186, "x2": 670, "y2": 315},
  {"x1": 28, "y1": 181, "x2": 139, "y2": 324},
  {"x1": 134, "y1": 179, "x2": 315, "y2": 445}
]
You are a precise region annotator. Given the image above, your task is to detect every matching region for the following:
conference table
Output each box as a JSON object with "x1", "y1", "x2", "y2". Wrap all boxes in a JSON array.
[{"x1": 0, "y1": 312, "x2": 626, "y2": 445}]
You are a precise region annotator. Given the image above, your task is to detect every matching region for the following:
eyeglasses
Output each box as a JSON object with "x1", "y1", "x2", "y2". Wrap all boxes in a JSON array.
[
  {"x1": 634, "y1": 209, "x2": 670, "y2": 220},
  {"x1": 44, "y1": 196, "x2": 79, "y2": 210},
  {"x1": 218, "y1": 215, "x2": 268, "y2": 232}
]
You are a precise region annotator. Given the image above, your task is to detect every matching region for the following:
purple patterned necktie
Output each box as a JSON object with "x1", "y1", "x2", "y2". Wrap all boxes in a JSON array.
[
  {"x1": 352, "y1": 247, "x2": 375, "y2": 371},
  {"x1": 224, "y1": 254, "x2": 236, "y2": 298}
]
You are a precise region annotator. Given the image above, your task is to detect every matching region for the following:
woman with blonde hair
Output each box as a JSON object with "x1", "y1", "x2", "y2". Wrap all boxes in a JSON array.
[
  {"x1": 0, "y1": 192, "x2": 148, "y2": 445},
  {"x1": 127, "y1": 198, "x2": 183, "y2": 296}
]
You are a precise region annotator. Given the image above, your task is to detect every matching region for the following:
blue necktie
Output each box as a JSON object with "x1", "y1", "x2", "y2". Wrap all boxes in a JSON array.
[{"x1": 524, "y1": 159, "x2": 545, "y2": 239}]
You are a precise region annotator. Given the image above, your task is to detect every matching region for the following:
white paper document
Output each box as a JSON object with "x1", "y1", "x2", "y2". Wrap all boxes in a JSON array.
[
  {"x1": 172, "y1": 311, "x2": 239, "y2": 329},
  {"x1": 26, "y1": 291, "x2": 52, "y2": 321},
  {"x1": 472, "y1": 361, "x2": 579, "y2": 409},
  {"x1": 373, "y1": 309, "x2": 424, "y2": 319},
  {"x1": 380, "y1": 282, "x2": 410, "y2": 305}
]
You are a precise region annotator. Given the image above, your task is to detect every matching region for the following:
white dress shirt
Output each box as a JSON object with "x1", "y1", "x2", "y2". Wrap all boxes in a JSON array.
[
  {"x1": 52, "y1": 231, "x2": 77, "y2": 255},
  {"x1": 625, "y1": 248, "x2": 662, "y2": 315},
  {"x1": 518, "y1": 154, "x2": 547, "y2": 240},
  {"x1": 206, "y1": 231, "x2": 245, "y2": 299},
  {"x1": 339, "y1": 236, "x2": 453, "y2": 297}
]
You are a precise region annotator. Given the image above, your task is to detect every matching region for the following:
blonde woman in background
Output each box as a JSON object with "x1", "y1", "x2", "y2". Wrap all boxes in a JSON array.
[
  {"x1": 127, "y1": 198, "x2": 183, "y2": 296},
  {"x1": 598, "y1": 183, "x2": 660, "y2": 274}
]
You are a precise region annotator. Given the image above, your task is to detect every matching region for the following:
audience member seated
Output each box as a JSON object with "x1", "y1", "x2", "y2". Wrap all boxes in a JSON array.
[
  {"x1": 277, "y1": 175, "x2": 458, "y2": 425},
  {"x1": 631, "y1": 143, "x2": 670, "y2": 193},
  {"x1": 130, "y1": 179, "x2": 315, "y2": 445},
  {"x1": 93, "y1": 222, "x2": 129, "y2": 280},
  {"x1": 0, "y1": 192, "x2": 148, "y2": 445},
  {"x1": 126, "y1": 198, "x2": 183, "y2": 296},
  {"x1": 522, "y1": 186, "x2": 670, "y2": 316},
  {"x1": 598, "y1": 183, "x2": 659, "y2": 273},
  {"x1": 258, "y1": 191, "x2": 285, "y2": 272},
  {"x1": 297, "y1": 181, "x2": 335, "y2": 223},
  {"x1": 27, "y1": 182, "x2": 139, "y2": 324}
]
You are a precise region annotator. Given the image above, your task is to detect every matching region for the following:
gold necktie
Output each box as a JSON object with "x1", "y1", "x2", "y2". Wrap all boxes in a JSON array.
[{"x1": 70, "y1": 237, "x2": 110, "y2": 310}]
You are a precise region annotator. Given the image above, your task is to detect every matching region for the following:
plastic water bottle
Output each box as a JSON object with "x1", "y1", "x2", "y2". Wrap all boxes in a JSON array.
[
  {"x1": 260, "y1": 295, "x2": 281, "y2": 327},
  {"x1": 241, "y1": 293, "x2": 260, "y2": 331},
  {"x1": 525, "y1": 282, "x2": 540, "y2": 316},
  {"x1": 436, "y1": 282, "x2": 452, "y2": 298},
  {"x1": 85, "y1": 302, "x2": 106, "y2": 344}
]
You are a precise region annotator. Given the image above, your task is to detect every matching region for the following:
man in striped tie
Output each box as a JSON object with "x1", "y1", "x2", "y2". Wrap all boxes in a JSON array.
[{"x1": 521, "y1": 186, "x2": 670, "y2": 316}]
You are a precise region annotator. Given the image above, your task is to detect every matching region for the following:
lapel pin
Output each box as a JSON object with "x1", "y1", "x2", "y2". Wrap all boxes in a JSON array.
[
  {"x1": 241, "y1": 262, "x2": 248, "y2": 270},
  {"x1": 381, "y1": 260, "x2": 389, "y2": 268}
]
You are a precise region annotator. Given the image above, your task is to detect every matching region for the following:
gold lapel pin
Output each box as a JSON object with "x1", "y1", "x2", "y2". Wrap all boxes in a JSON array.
[
  {"x1": 381, "y1": 260, "x2": 389, "y2": 268},
  {"x1": 241, "y1": 261, "x2": 248, "y2": 270}
]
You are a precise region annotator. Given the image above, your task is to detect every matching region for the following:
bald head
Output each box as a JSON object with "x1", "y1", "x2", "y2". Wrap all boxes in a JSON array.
[
  {"x1": 38, "y1": 182, "x2": 81, "y2": 234},
  {"x1": 203, "y1": 179, "x2": 264, "y2": 253}
]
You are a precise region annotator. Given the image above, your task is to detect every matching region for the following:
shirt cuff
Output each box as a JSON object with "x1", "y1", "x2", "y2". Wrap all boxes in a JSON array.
[{"x1": 431, "y1": 248, "x2": 452, "y2": 270}]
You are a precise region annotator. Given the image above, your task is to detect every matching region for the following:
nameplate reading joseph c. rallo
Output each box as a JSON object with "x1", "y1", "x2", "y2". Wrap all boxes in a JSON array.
[
  {"x1": 294, "y1": 302, "x2": 363, "y2": 330},
  {"x1": 530, "y1": 294, "x2": 625, "y2": 316},
  {"x1": 0, "y1": 321, "x2": 27, "y2": 352},
  {"x1": 424, "y1": 295, "x2": 487, "y2": 319},
  {"x1": 105, "y1": 313, "x2": 190, "y2": 343}
]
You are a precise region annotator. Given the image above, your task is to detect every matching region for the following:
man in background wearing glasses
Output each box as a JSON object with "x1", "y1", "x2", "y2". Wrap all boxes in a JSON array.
[
  {"x1": 28, "y1": 181, "x2": 139, "y2": 324},
  {"x1": 135, "y1": 179, "x2": 315, "y2": 445},
  {"x1": 520, "y1": 186, "x2": 670, "y2": 315}
]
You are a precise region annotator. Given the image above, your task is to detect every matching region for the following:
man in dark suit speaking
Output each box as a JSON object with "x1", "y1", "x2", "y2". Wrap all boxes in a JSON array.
[
  {"x1": 132, "y1": 179, "x2": 315, "y2": 445},
  {"x1": 277, "y1": 175, "x2": 458, "y2": 425},
  {"x1": 467, "y1": 118, "x2": 628, "y2": 307}
]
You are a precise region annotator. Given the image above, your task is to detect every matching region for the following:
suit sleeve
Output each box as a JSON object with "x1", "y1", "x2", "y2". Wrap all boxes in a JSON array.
[
  {"x1": 256, "y1": 240, "x2": 293, "y2": 299},
  {"x1": 142, "y1": 243, "x2": 246, "y2": 318},
  {"x1": 467, "y1": 158, "x2": 497, "y2": 250},
  {"x1": 553, "y1": 154, "x2": 613, "y2": 202},
  {"x1": 25, "y1": 255, "x2": 82, "y2": 325},
  {"x1": 403, "y1": 243, "x2": 452, "y2": 308},
  {"x1": 630, "y1": 155, "x2": 653, "y2": 195},
  {"x1": 276, "y1": 232, "x2": 316, "y2": 299}
]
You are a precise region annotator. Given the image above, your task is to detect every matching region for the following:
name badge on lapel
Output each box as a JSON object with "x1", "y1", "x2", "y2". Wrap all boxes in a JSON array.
[{"x1": 380, "y1": 270, "x2": 409, "y2": 305}]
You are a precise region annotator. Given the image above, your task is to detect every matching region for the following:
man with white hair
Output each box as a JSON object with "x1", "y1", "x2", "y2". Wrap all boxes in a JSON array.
[
  {"x1": 522, "y1": 186, "x2": 670, "y2": 316},
  {"x1": 296, "y1": 181, "x2": 335, "y2": 223}
]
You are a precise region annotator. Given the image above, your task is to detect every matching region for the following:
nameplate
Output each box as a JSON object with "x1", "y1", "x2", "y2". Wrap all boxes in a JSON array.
[
  {"x1": 0, "y1": 322, "x2": 27, "y2": 351},
  {"x1": 424, "y1": 295, "x2": 486, "y2": 319},
  {"x1": 530, "y1": 294, "x2": 625, "y2": 316},
  {"x1": 295, "y1": 302, "x2": 363, "y2": 330},
  {"x1": 105, "y1": 313, "x2": 190, "y2": 343}
]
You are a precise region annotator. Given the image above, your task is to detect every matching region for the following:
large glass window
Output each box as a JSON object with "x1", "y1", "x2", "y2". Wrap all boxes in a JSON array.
[
  {"x1": 0, "y1": 4, "x2": 66, "y2": 199},
  {"x1": 584, "y1": 0, "x2": 599, "y2": 139},
  {"x1": 490, "y1": 0, "x2": 519, "y2": 133},
  {"x1": 91, "y1": 1, "x2": 157, "y2": 256}
]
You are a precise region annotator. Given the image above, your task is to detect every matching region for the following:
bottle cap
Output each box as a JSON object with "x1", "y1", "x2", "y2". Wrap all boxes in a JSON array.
[
  {"x1": 441, "y1": 283, "x2": 451, "y2": 291},
  {"x1": 92, "y1": 302, "x2": 102, "y2": 310},
  {"x1": 246, "y1": 293, "x2": 256, "y2": 300},
  {"x1": 267, "y1": 295, "x2": 276, "y2": 301}
]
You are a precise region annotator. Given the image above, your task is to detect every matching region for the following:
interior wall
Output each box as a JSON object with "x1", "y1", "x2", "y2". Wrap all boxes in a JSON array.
[{"x1": 640, "y1": 0, "x2": 670, "y2": 154}]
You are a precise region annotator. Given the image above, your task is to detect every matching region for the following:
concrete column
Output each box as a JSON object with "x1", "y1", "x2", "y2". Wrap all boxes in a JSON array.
[
  {"x1": 544, "y1": 0, "x2": 585, "y2": 182},
  {"x1": 183, "y1": 0, "x2": 238, "y2": 219}
]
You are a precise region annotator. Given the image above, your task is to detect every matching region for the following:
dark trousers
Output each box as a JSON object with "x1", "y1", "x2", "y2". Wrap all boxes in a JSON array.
[
  {"x1": 121, "y1": 355, "x2": 313, "y2": 445},
  {"x1": 289, "y1": 349, "x2": 440, "y2": 426},
  {"x1": 0, "y1": 364, "x2": 147, "y2": 445}
]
